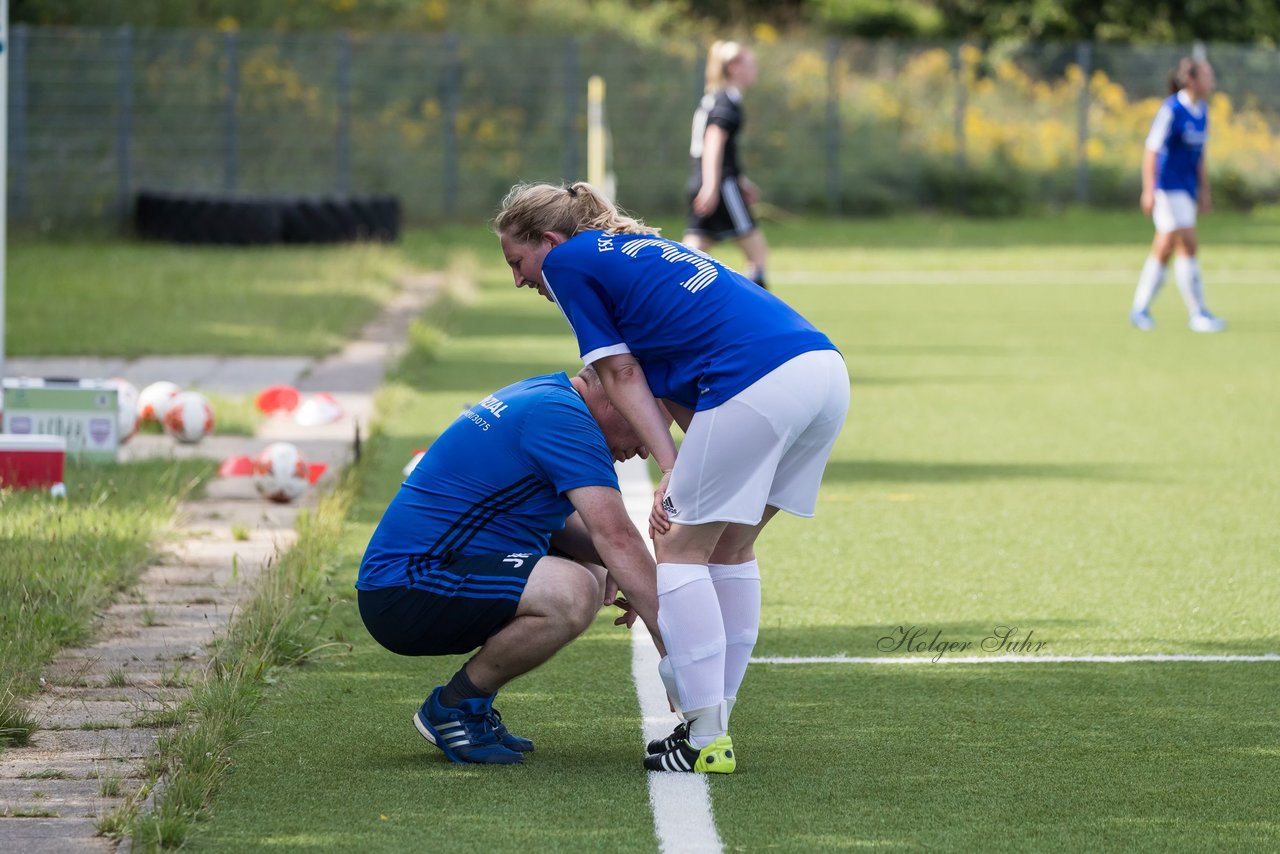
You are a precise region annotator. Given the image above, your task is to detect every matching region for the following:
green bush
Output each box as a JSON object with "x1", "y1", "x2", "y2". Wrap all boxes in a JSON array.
[{"x1": 922, "y1": 159, "x2": 1032, "y2": 216}]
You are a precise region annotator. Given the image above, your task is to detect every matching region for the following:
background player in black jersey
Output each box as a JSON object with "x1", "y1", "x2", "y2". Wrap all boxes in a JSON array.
[{"x1": 683, "y1": 40, "x2": 769, "y2": 290}]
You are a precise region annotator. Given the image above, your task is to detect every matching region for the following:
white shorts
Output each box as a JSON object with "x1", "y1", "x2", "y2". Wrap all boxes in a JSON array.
[
  {"x1": 1153, "y1": 190, "x2": 1197, "y2": 233},
  {"x1": 665, "y1": 349, "x2": 850, "y2": 526}
]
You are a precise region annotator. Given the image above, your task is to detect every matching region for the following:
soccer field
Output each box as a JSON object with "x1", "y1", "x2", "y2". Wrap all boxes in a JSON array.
[{"x1": 184, "y1": 211, "x2": 1279, "y2": 851}]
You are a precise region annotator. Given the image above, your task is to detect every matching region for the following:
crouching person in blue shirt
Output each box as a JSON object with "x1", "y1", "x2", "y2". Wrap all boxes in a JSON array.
[{"x1": 356, "y1": 366, "x2": 664, "y2": 765}]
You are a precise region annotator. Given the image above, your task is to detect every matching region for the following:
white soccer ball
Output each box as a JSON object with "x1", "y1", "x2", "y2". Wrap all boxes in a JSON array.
[
  {"x1": 110, "y1": 378, "x2": 140, "y2": 444},
  {"x1": 138, "y1": 381, "x2": 182, "y2": 424},
  {"x1": 162, "y1": 391, "x2": 215, "y2": 444},
  {"x1": 252, "y1": 442, "x2": 309, "y2": 503}
]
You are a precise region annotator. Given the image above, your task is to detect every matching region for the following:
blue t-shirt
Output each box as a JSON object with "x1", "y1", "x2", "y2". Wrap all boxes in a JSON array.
[
  {"x1": 541, "y1": 231, "x2": 837, "y2": 411},
  {"x1": 1146, "y1": 92, "x2": 1207, "y2": 198},
  {"x1": 356, "y1": 373, "x2": 619, "y2": 591}
]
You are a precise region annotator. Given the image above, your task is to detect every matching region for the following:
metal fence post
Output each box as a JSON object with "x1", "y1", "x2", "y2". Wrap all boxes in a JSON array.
[
  {"x1": 116, "y1": 26, "x2": 134, "y2": 222},
  {"x1": 825, "y1": 38, "x2": 841, "y2": 215},
  {"x1": 10, "y1": 24, "x2": 27, "y2": 219},
  {"x1": 224, "y1": 31, "x2": 239, "y2": 193},
  {"x1": 336, "y1": 31, "x2": 351, "y2": 196},
  {"x1": 1076, "y1": 41, "x2": 1092, "y2": 205},
  {"x1": 953, "y1": 43, "x2": 967, "y2": 168},
  {"x1": 442, "y1": 34, "x2": 459, "y2": 218},
  {"x1": 563, "y1": 37, "x2": 579, "y2": 182}
]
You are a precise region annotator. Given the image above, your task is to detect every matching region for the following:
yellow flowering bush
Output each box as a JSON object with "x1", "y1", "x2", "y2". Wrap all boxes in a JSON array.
[{"x1": 769, "y1": 43, "x2": 1279, "y2": 211}]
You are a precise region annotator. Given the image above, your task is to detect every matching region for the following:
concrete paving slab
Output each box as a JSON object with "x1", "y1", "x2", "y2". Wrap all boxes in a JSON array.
[
  {"x1": 138, "y1": 585, "x2": 238, "y2": 606},
  {"x1": 25, "y1": 699, "x2": 166, "y2": 731},
  {"x1": 195, "y1": 357, "x2": 312, "y2": 394},
  {"x1": 3, "y1": 357, "x2": 130, "y2": 381},
  {"x1": 0, "y1": 818, "x2": 115, "y2": 852},
  {"x1": 38, "y1": 687, "x2": 187, "y2": 706},
  {"x1": 119, "y1": 356, "x2": 222, "y2": 390},
  {"x1": 0, "y1": 777, "x2": 123, "y2": 810},
  {"x1": 0, "y1": 757, "x2": 136, "y2": 782},
  {"x1": 24, "y1": 728, "x2": 161, "y2": 760}
]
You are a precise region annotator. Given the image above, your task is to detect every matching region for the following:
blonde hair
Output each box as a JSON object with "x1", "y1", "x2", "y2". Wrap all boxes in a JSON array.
[
  {"x1": 493, "y1": 181, "x2": 658, "y2": 244},
  {"x1": 705, "y1": 40, "x2": 746, "y2": 94}
]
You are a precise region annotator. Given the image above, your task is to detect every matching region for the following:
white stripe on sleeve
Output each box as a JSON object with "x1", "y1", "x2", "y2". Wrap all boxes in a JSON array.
[
  {"x1": 581, "y1": 343, "x2": 632, "y2": 365},
  {"x1": 1145, "y1": 104, "x2": 1173, "y2": 152}
]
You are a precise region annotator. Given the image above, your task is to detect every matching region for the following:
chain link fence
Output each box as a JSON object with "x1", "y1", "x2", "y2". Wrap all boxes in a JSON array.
[{"x1": 9, "y1": 26, "x2": 1280, "y2": 228}]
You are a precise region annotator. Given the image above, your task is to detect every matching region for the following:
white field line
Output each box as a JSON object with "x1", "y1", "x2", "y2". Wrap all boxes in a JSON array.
[
  {"x1": 618, "y1": 458, "x2": 723, "y2": 854},
  {"x1": 773, "y1": 270, "x2": 1279, "y2": 286},
  {"x1": 753, "y1": 653, "x2": 1280, "y2": 665}
]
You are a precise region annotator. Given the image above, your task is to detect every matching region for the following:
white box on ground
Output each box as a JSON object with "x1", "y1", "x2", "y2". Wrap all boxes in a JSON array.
[{"x1": 1, "y1": 377, "x2": 120, "y2": 461}]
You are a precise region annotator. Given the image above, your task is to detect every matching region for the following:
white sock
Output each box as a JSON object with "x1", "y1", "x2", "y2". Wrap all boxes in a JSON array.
[
  {"x1": 1132, "y1": 256, "x2": 1166, "y2": 312},
  {"x1": 685, "y1": 700, "x2": 728, "y2": 749},
  {"x1": 656, "y1": 562, "x2": 726, "y2": 747},
  {"x1": 708, "y1": 560, "x2": 760, "y2": 723},
  {"x1": 1174, "y1": 255, "x2": 1207, "y2": 316},
  {"x1": 657, "y1": 656, "x2": 684, "y2": 721}
]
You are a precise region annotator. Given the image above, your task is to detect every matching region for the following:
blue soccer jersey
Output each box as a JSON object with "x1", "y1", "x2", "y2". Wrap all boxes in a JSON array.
[
  {"x1": 1146, "y1": 91, "x2": 1207, "y2": 198},
  {"x1": 541, "y1": 231, "x2": 837, "y2": 411},
  {"x1": 356, "y1": 373, "x2": 619, "y2": 591}
]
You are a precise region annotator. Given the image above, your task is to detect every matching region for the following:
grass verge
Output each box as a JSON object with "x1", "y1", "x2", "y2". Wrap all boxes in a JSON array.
[
  {"x1": 0, "y1": 459, "x2": 213, "y2": 747},
  {"x1": 105, "y1": 451, "x2": 362, "y2": 849},
  {"x1": 7, "y1": 239, "x2": 403, "y2": 357}
]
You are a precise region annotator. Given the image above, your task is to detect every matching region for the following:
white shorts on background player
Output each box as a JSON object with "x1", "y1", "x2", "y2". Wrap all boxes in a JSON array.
[
  {"x1": 1152, "y1": 190, "x2": 1197, "y2": 233},
  {"x1": 664, "y1": 349, "x2": 849, "y2": 526}
]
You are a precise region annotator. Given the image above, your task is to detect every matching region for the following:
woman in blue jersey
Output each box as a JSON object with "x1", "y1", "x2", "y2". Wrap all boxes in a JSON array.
[
  {"x1": 1130, "y1": 57, "x2": 1225, "y2": 333},
  {"x1": 684, "y1": 40, "x2": 769, "y2": 289},
  {"x1": 495, "y1": 182, "x2": 849, "y2": 774}
]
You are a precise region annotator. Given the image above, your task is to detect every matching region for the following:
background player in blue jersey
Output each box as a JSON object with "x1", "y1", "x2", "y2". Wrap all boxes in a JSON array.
[
  {"x1": 495, "y1": 182, "x2": 849, "y2": 774},
  {"x1": 1130, "y1": 56, "x2": 1226, "y2": 333},
  {"x1": 357, "y1": 367, "x2": 665, "y2": 765},
  {"x1": 684, "y1": 40, "x2": 770, "y2": 290}
]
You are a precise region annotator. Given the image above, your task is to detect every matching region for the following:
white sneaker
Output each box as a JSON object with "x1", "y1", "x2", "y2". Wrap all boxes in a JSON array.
[
  {"x1": 1129, "y1": 309, "x2": 1155, "y2": 331},
  {"x1": 1189, "y1": 312, "x2": 1226, "y2": 333}
]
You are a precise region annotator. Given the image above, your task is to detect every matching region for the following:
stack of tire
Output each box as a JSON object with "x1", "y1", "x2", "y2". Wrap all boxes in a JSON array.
[{"x1": 134, "y1": 192, "x2": 400, "y2": 245}]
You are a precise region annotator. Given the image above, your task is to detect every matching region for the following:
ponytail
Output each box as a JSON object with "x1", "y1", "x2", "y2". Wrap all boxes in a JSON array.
[
  {"x1": 704, "y1": 40, "x2": 745, "y2": 94},
  {"x1": 1169, "y1": 56, "x2": 1199, "y2": 95},
  {"x1": 493, "y1": 181, "x2": 658, "y2": 244}
]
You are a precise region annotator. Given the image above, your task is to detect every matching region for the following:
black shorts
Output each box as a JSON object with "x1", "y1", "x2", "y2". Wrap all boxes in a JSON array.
[
  {"x1": 357, "y1": 551, "x2": 542, "y2": 656},
  {"x1": 686, "y1": 177, "x2": 757, "y2": 241}
]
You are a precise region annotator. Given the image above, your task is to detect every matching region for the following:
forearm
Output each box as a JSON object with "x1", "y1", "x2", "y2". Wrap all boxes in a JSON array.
[
  {"x1": 1199, "y1": 158, "x2": 1210, "y2": 197},
  {"x1": 550, "y1": 513, "x2": 602, "y2": 565},
  {"x1": 1141, "y1": 149, "x2": 1158, "y2": 193},
  {"x1": 701, "y1": 128, "x2": 725, "y2": 190},
  {"x1": 598, "y1": 362, "x2": 678, "y2": 472},
  {"x1": 594, "y1": 532, "x2": 664, "y2": 655}
]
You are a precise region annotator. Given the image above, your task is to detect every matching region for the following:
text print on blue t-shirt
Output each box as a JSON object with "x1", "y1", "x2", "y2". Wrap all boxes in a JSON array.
[{"x1": 599, "y1": 234, "x2": 718, "y2": 294}]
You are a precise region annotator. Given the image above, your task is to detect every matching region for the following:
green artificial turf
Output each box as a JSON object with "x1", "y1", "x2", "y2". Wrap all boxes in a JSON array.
[{"x1": 188, "y1": 209, "x2": 1278, "y2": 850}]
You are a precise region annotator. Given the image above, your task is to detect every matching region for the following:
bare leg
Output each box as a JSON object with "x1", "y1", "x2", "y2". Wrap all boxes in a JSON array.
[
  {"x1": 682, "y1": 232, "x2": 713, "y2": 252},
  {"x1": 465, "y1": 556, "x2": 602, "y2": 693},
  {"x1": 1171, "y1": 227, "x2": 1208, "y2": 318},
  {"x1": 736, "y1": 229, "x2": 769, "y2": 286}
]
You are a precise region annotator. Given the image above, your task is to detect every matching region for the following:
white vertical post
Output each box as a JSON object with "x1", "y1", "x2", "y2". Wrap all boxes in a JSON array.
[{"x1": 0, "y1": 0, "x2": 10, "y2": 388}]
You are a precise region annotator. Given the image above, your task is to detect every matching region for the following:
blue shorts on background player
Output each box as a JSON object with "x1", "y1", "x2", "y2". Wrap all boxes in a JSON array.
[{"x1": 356, "y1": 367, "x2": 666, "y2": 764}]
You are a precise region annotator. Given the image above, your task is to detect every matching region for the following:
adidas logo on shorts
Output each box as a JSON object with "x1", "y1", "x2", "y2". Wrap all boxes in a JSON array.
[{"x1": 662, "y1": 495, "x2": 679, "y2": 517}]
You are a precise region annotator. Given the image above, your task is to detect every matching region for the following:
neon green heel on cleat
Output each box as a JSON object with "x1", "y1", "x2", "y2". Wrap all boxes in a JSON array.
[{"x1": 644, "y1": 735, "x2": 736, "y2": 773}]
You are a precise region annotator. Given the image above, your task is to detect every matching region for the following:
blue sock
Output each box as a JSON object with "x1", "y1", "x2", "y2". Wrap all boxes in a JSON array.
[{"x1": 439, "y1": 665, "x2": 489, "y2": 709}]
